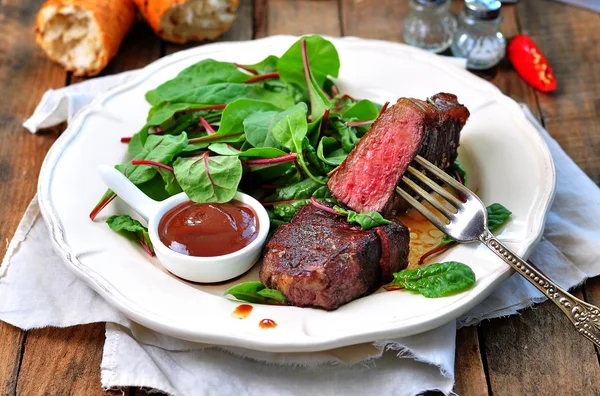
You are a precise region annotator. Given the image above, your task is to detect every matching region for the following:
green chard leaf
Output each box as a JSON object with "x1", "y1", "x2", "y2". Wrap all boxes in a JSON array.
[
  {"x1": 332, "y1": 120, "x2": 360, "y2": 153},
  {"x1": 303, "y1": 137, "x2": 334, "y2": 174},
  {"x1": 341, "y1": 99, "x2": 379, "y2": 121},
  {"x1": 317, "y1": 136, "x2": 347, "y2": 166},
  {"x1": 273, "y1": 200, "x2": 310, "y2": 222},
  {"x1": 239, "y1": 55, "x2": 280, "y2": 74},
  {"x1": 267, "y1": 177, "x2": 330, "y2": 201},
  {"x1": 386, "y1": 261, "x2": 476, "y2": 298},
  {"x1": 487, "y1": 203, "x2": 512, "y2": 232},
  {"x1": 225, "y1": 281, "x2": 288, "y2": 305},
  {"x1": 450, "y1": 160, "x2": 468, "y2": 185},
  {"x1": 333, "y1": 206, "x2": 391, "y2": 230},
  {"x1": 278, "y1": 35, "x2": 340, "y2": 90},
  {"x1": 106, "y1": 215, "x2": 154, "y2": 256},
  {"x1": 173, "y1": 153, "x2": 243, "y2": 203},
  {"x1": 244, "y1": 102, "x2": 308, "y2": 149},
  {"x1": 217, "y1": 99, "x2": 283, "y2": 135}
]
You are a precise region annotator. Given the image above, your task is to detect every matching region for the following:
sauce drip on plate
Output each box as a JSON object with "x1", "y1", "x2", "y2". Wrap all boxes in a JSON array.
[
  {"x1": 232, "y1": 304, "x2": 253, "y2": 319},
  {"x1": 159, "y1": 200, "x2": 258, "y2": 257},
  {"x1": 259, "y1": 319, "x2": 277, "y2": 329}
]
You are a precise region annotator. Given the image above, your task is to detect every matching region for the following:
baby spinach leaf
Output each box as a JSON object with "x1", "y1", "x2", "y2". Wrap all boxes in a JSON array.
[
  {"x1": 317, "y1": 136, "x2": 347, "y2": 166},
  {"x1": 303, "y1": 137, "x2": 334, "y2": 174},
  {"x1": 274, "y1": 200, "x2": 310, "y2": 222},
  {"x1": 244, "y1": 103, "x2": 308, "y2": 148},
  {"x1": 225, "y1": 281, "x2": 288, "y2": 305},
  {"x1": 278, "y1": 35, "x2": 340, "y2": 90},
  {"x1": 239, "y1": 55, "x2": 280, "y2": 74},
  {"x1": 146, "y1": 102, "x2": 215, "y2": 126},
  {"x1": 385, "y1": 261, "x2": 476, "y2": 298},
  {"x1": 271, "y1": 103, "x2": 309, "y2": 151},
  {"x1": 106, "y1": 215, "x2": 154, "y2": 256},
  {"x1": 487, "y1": 203, "x2": 512, "y2": 231},
  {"x1": 157, "y1": 168, "x2": 182, "y2": 196},
  {"x1": 209, "y1": 143, "x2": 288, "y2": 159},
  {"x1": 268, "y1": 177, "x2": 329, "y2": 201},
  {"x1": 342, "y1": 99, "x2": 379, "y2": 121},
  {"x1": 217, "y1": 99, "x2": 282, "y2": 135},
  {"x1": 117, "y1": 133, "x2": 188, "y2": 186},
  {"x1": 450, "y1": 160, "x2": 467, "y2": 185},
  {"x1": 173, "y1": 153, "x2": 243, "y2": 203},
  {"x1": 332, "y1": 120, "x2": 360, "y2": 153},
  {"x1": 333, "y1": 206, "x2": 391, "y2": 230}
]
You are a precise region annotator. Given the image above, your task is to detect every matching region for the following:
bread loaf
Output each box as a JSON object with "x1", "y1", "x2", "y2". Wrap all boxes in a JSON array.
[
  {"x1": 35, "y1": 0, "x2": 136, "y2": 76},
  {"x1": 133, "y1": 0, "x2": 239, "y2": 44}
]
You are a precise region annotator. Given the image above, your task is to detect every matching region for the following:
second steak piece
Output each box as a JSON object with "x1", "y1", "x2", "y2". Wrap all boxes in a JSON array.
[
  {"x1": 259, "y1": 204, "x2": 409, "y2": 311},
  {"x1": 328, "y1": 93, "x2": 469, "y2": 215}
]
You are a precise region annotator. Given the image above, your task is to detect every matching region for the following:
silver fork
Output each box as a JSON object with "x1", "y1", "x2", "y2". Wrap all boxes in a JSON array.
[{"x1": 396, "y1": 155, "x2": 600, "y2": 348}]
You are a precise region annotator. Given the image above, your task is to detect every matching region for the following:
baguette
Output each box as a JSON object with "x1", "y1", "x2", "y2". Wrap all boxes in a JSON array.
[
  {"x1": 35, "y1": 0, "x2": 136, "y2": 76},
  {"x1": 133, "y1": 0, "x2": 239, "y2": 44}
]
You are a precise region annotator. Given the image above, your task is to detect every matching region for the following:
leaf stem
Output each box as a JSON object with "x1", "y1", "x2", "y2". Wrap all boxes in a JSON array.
[
  {"x1": 233, "y1": 63, "x2": 259, "y2": 75},
  {"x1": 131, "y1": 160, "x2": 174, "y2": 172},
  {"x1": 334, "y1": 94, "x2": 357, "y2": 112},
  {"x1": 301, "y1": 40, "x2": 315, "y2": 117},
  {"x1": 418, "y1": 241, "x2": 457, "y2": 265},
  {"x1": 244, "y1": 72, "x2": 280, "y2": 84},
  {"x1": 309, "y1": 197, "x2": 340, "y2": 215},
  {"x1": 345, "y1": 120, "x2": 373, "y2": 128},
  {"x1": 243, "y1": 153, "x2": 297, "y2": 166},
  {"x1": 317, "y1": 108, "x2": 330, "y2": 142},
  {"x1": 199, "y1": 116, "x2": 216, "y2": 134},
  {"x1": 188, "y1": 132, "x2": 243, "y2": 144},
  {"x1": 89, "y1": 193, "x2": 116, "y2": 221},
  {"x1": 261, "y1": 198, "x2": 309, "y2": 206},
  {"x1": 121, "y1": 137, "x2": 132, "y2": 143},
  {"x1": 176, "y1": 104, "x2": 227, "y2": 114},
  {"x1": 379, "y1": 101, "x2": 390, "y2": 117}
]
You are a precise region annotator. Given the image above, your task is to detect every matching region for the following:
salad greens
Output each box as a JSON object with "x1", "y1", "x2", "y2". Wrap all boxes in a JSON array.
[
  {"x1": 225, "y1": 281, "x2": 288, "y2": 305},
  {"x1": 106, "y1": 215, "x2": 154, "y2": 256},
  {"x1": 419, "y1": 203, "x2": 512, "y2": 264},
  {"x1": 332, "y1": 205, "x2": 391, "y2": 230},
  {"x1": 384, "y1": 261, "x2": 476, "y2": 298},
  {"x1": 91, "y1": 35, "x2": 383, "y2": 231}
]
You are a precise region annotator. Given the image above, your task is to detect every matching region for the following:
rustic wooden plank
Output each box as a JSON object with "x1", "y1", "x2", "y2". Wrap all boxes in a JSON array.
[
  {"x1": 255, "y1": 0, "x2": 341, "y2": 38},
  {"x1": 516, "y1": 0, "x2": 600, "y2": 183},
  {"x1": 164, "y1": 0, "x2": 254, "y2": 55},
  {"x1": 0, "y1": 322, "x2": 25, "y2": 396},
  {"x1": 454, "y1": 327, "x2": 489, "y2": 396},
  {"x1": 17, "y1": 324, "x2": 126, "y2": 395},
  {"x1": 0, "y1": 0, "x2": 68, "y2": 393},
  {"x1": 340, "y1": 0, "x2": 408, "y2": 40},
  {"x1": 482, "y1": 288, "x2": 600, "y2": 394}
]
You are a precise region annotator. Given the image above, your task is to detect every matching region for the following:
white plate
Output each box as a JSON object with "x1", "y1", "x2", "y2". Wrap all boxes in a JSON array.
[{"x1": 38, "y1": 36, "x2": 555, "y2": 352}]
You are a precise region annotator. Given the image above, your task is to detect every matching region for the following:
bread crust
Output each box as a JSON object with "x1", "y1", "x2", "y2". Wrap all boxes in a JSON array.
[
  {"x1": 133, "y1": 0, "x2": 239, "y2": 44},
  {"x1": 35, "y1": 0, "x2": 136, "y2": 76}
]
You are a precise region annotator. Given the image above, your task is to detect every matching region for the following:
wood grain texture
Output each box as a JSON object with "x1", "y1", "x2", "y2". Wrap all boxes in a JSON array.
[
  {"x1": 17, "y1": 324, "x2": 125, "y2": 395},
  {"x1": 454, "y1": 327, "x2": 489, "y2": 396},
  {"x1": 0, "y1": 0, "x2": 67, "y2": 392},
  {"x1": 516, "y1": 0, "x2": 600, "y2": 183},
  {"x1": 482, "y1": 289, "x2": 600, "y2": 395},
  {"x1": 340, "y1": 0, "x2": 408, "y2": 40},
  {"x1": 254, "y1": 0, "x2": 341, "y2": 38}
]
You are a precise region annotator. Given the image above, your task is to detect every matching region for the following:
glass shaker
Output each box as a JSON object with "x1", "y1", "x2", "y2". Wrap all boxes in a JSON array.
[
  {"x1": 403, "y1": 0, "x2": 457, "y2": 54},
  {"x1": 451, "y1": 0, "x2": 506, "y2": 70}
]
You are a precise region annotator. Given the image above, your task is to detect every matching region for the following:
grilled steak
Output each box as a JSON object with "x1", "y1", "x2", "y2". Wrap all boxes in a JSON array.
[
  {"x1": 328, "y1": 93, "x2": 470, "y2": 216},
  {"x1": 259, "y1": 204, "x2": 409, "y2": 311}
]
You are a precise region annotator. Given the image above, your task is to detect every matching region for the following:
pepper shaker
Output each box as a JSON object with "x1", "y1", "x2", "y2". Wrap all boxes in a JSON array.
[
  {"x1": 451, "y1": 0, "x2": 506, "y2": 70},
  {"x1": 403, "y1": 0, "x2": 457, "y2": 54}
]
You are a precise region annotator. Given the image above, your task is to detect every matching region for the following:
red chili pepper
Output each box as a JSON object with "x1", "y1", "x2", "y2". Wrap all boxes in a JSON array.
[{"x1": 508, "y1": 34, "x2": 557, "y2": 92}]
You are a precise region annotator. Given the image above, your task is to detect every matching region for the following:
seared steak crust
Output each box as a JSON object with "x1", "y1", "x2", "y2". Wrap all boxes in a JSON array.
[{"x1": 259, "y1": 204, "x2": 409, "y2": 311}]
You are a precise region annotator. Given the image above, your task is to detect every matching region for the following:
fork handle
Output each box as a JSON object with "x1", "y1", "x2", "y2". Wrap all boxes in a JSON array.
[{"x1": 479, "y1": 230, "x2": 600, "y2": 347}]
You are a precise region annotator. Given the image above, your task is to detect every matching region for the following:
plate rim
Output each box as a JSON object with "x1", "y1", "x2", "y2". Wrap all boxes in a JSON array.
[{"x1": 37, "y1": 35, "x2": 556, "y2": 352}]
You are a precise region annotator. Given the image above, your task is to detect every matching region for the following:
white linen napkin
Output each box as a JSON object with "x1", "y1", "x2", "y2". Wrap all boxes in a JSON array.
[{"x1": 1, "y1": 57, "x2": 599, "y2": 395}]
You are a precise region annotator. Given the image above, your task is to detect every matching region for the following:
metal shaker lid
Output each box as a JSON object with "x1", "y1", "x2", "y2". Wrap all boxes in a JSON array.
[
  {"x1": 415, "y1": 0, "x2": 448, "y2": 6},
  {"x1": 464, "y1": 0, "x2": 502, "y2": 19}
]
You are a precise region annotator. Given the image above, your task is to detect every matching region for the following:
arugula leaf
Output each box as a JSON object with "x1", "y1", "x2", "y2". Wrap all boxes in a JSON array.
[
  {"x1": 173, "y1": 153, "x2": 243, "y2": 203},
  {"x1": 303, "y1": 137, "x2": 334, "y2": 174},
  {"x1": 341, "y1": 99, "x2": 379, "y2": 120},
  {"x1": 333, "y1": 206, "x2": 391, "y2": 230},
  {"x1": 267, "y1": 177, "x2": 329, "y2": 201},
  {"x1": 385, "y1": 262, "x2": 476, "y2": 298},
  {"x1": 487, "y1": 203, "x2": 512, "y2": 231},
  {"x1": 278, "y1": 35, "x2": 340, "y2": 90},
  {"x1": 225, "y1": 281, "x2": 288, "y2": 305},
  {"x1": 317, "y1": 136, "x2": 347, "y2": 166},
  {"x1": 239, "y1": 55, "x2": 279, "y2": 74},
  {"x1": 117, "y1": 133, "x2": 188, "y2": 186},
  {"x1": 106, "y1": 215, "x2": 154, "y2": 256},
  {"x1": 273, "y1": 200, "x2": 311, "y2": 222}
]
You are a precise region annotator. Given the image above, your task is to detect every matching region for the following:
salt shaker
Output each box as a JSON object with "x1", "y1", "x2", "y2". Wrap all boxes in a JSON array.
[
  {"x1": 451, "y1": 0, "x2": 506, "y2": 70},
  {"x1": 403, "y1": 0, "x2": 457, "y2": 54}
]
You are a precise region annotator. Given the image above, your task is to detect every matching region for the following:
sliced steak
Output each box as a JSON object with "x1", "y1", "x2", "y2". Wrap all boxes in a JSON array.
[
  {"x1": 259, "y1": 204, "x2": 409, "y2": 311},
  {"x1": 328, "y1": 93, "x2": 469, "y2": 216}
]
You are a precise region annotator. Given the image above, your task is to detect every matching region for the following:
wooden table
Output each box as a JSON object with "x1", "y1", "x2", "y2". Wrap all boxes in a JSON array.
[{"x1": 0, "y1": 0, "x2": 598, "y2": 394}]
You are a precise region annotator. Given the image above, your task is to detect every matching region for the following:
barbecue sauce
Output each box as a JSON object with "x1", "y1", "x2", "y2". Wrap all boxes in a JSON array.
[
  {"x1": 259, "y1": 319, "x2": 277, "y2": 329},
  {"x1": 232, "y1": 304, "x2": 253, "y2": 319},
  {"x1": 159, "y1": 200, "x2": 258, "y2": 257}
]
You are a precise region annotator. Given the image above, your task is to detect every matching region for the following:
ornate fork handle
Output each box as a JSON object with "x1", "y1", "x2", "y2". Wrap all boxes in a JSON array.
[{"x1": 479, "y1": 230, "x2": 600, "y2": 347}]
